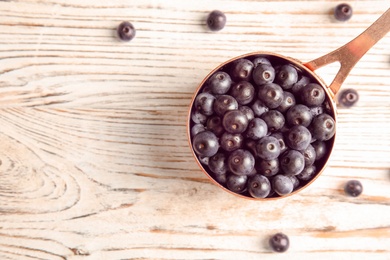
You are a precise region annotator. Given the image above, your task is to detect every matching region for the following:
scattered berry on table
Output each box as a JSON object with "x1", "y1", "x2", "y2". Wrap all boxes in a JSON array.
[
  {"x1": 334, "y1": 3, "x2": 353, "y2": 22},
  {"x1": 207, "y1": 10, "x2": 226, "y2": 31},
  {"x1": 117, "y1": 21, "x2": 136, "y2": 42},
  {"x1": 338, "y1": 88, "x2": 359, "y2": 107},
  {"x1": 269, "y1": 233, "x2": 290, "y2": 253},
  {"x1": 345, "y1": 180, "x2": 363, "y2": 197}
]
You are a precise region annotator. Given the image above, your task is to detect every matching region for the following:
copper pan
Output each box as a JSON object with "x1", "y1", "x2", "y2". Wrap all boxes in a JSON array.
[{"x1": 187, "y1": 9, "x2": 390, "y2": 200}]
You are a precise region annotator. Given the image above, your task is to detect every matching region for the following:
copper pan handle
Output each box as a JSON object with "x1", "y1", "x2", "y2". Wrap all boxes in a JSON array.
[{"x1": 304, "y1": 8, "x2": 390, "y2": 97}]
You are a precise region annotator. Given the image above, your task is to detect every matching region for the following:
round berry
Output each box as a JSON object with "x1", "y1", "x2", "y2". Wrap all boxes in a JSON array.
[
  {"x1": 117, "y1": 21, "x2": 136, "y2": 42},
  {"x1": 246, "y1": 118, "x2": 268, "y2": 140},
  {"x1": 301, "y1": 144, "x2": 316, "y2": 166},
  {"x1": 220, "y1": 132, "x2": 243, "y2": 152},
  {"x1": 277, "y1": 91, "x2": 296, "y2": 113},
  {"x1": 334, "y1": 3, "x2": 353, "y2": 22},
  {"x1": 191, "y1": 123, "x2": 206, "y2": 137},
  {"x1": 269, "y1": 233, "x2": 289, "y2": 253},
  {"x1": 230, "y1": 59, "x2": 254, "y2": 82},
  {"x1": 251, "y1": 99, "x2": 269, "y2": 117},
  {"x1": 226, "y1": 174, "x2": 248, "y2": 194},
  {"x1": 300, "y1": 83, "x2": 326, "y2": 107},
  {"x1": 261, "y1": 110, "x2": 285, "y2": 132},
  {"x1": 312, "y1": 141, "x2": 328, "y2": 161},
  {"x1": 252, "y1": 56, "x2": 271, "y2": 67},
  {"x1": 191, "y1": 109, "x2": 207, "y2": 124},
  {"x1": 272, "y1": 175, "x2": 294, "y2": 196},
  {"x1": 275, "y1": 64, "x2": 298, "y2": 89},
  {"x1": 286, "y1": 104, "x2": 313, "y2": 127},
  {"x1": 194, "y1": 92, "x2": 215, "y2": 116},
  {"x1": 256, "y1": 158, "x2": 279, "y2": 177},
  {"x1": 270, "y1": 132, "x2": 288, "y2": 154},
  {"x1": 289, "y1": 175, "x2": 300, "y2": 190},
  {"x1": 285, "y1": 125, "x2": 312, "y2": 151},
  {"x1": 222, "y1": 110, "x2": 249, "y2": 134},
  {"x1": 192, "y1": 131, "x2": 219, "y2": 157},
  {"x1": 291, "y1": 75, "x2": 310, "y2": 95},
  {"x1": 344, "y1": 180, "x2": 363, "y2": 197},
  {"x1": 209, "y1": 153, "x2": 227, "y2": 175},
  {"x1": 208, "y1": 71, "x2": 232, "y2": 95},
  {"x1": 207, "y1": 10, "x2": 226, "y2": 31},
  {"x1": 213, "y1": 95, "x2": 238, "y2": 116},
  {"x1": 228, "y1": 149, "x2": 255, "y2": 176},
  {"x1": 338, "y1": 88, "x2": 359, "y2": 107},
  {"x1": 238, "y1": 106, "x2": 255, "y2": 121},
  {"x1": 280, "y1": 150, "x2": 305, "y2": 176},
  {"x1": 248, "y1": 174, "x2": 271, "y2": 198},
  {"x1": 256, "y1": 136, "x2": 281, "y2": 160},
  {"x1": 206, "y1": 116, "x2": 224, "y2": 136},
  {"x1": 297, "y1": 165, "x2": 317, "y2": 181},
  {"x1": 230, "y1": 81, "x2": 255, "y2": 105},
  {"x1": 258, "y1": 83, "x2": 284, "y2": 109},
  {"x1": 310, "y1": 113, "x2": 336, "y2": 141},
  {"x1": 252, "y1": 64, "x2": 275, "y2": 86}
]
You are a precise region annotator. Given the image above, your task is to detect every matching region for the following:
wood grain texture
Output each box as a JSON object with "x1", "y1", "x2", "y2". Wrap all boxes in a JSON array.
[{"x1": 0, "y1": 0, "x2": 389, "y2": 259}]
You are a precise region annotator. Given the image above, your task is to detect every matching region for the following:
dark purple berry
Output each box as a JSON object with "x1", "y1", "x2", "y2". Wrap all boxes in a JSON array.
[
  {"x1": 252, "y1": 64, "x2": 275, "y2": 85},
  {"x1": 230, "y1": 81, "x2": 255, "y2": 105},
  {"x1": 213, "y1": 95, "x2": 238, "y2": 116},
  {"x1": 256, "y1": 158, "x2": 279, "y2": 177},
  {"x1": 246, "y1": 118, "x2": 268, "y2": 140},
  {"x1": 207, "y1": 10, "x2": 226, "y2": 31},
  {"x1": 214, "y1": 172, "x2": 227, "y2": 184},
  {"x1": 222, "y1": 110, "x2": 249, "y2": 134},
  {"x1": 238, "y1": 106, "x2": 255, "y2": 121},
  {"x1": 245, "y1": 139, "x2": 258, "y2": 157},
  {"x1": 256, "y1": 136, "x2": 281, "y2": 160},
  {"x1": 338, "y1": 88, "x2": 359, "y2": 107},
  {"x1": 261, "y1": 110, "x2": 285, "y2": 132},
  {"x1": 289, "y1": 175, "x2": 300, "y2": 190},
  {"x1": 275, "y1": 65, "x2": 298, "y2": 89},
  {"x1": 194, "y1": 92, "x2": 215, "y2": 116},
  {"x1": 272, "y1": 175, "x2": 294, "y2": 196},
  {"x1": 334, "y1": 3, "x2": 353, "y2": 22},
  {"x1": 198, "y1": 155, "x2": 209, "y2": 165},
  {"x1": 258, "y1": 83, "x2": 284, "y2": 109},
  {"x1": 248, "y1": 174, "x2": 271, "y2": 198},
  {"x1": 230, "y1": 59, "x2": 254, "y2": 82},
  {"x1": 277, "y1": 91, "x2": 296, "y2": 113},
  {"x1": 297, "y1": 165, "x2": 317, "y2": 181},
  {"x1": 192, "y1": 131, "x2": 219, "y2": 157},
  {"x1": 280, "y1": 150, "x2": 305, "y2": 176},
  {"x1": 310, "y1": 113, "x2": 336, "y2": 141},
  {"x1": 270, "y1": 132, "x2": 288, "y2": 154},
  {"x1": 220, "y1": 132, "x2": 244, "y2": 152},
  {"x1": 344, "y1": 180, "x2": 363, "y2": 197},
  {"x1": 286, "y1": 104, "x2": 313, "y2": 127},
  {"x1": 191, "y1": 123, "x2": 206, "y2": 137},
  {"x1": 226, "y1": 174, "x2": 247, "y2": 194},
  {"x1": 206, "y1": 116, "x2": 224, "y2": 136},
  {"x1": 301, "y1": 83, "x2": 326, "y2": 107},
  {"x1": 251, "y1": 99, "x2": 269, "y2": 117},
  {"x1": 191, "y1": 109, "x2": 207, "y2": 124},
  {"x1": 269, "y1": 233, "x2": 289, "y2": 253},
  {"x1": 117, "y1": 21, "x2": 136, "y2": 42},
  {"x1": 312, "y1": 141, "x2": 328, "y2": 161},
  {"x1": 309, "y1": 106, "x2": 324, "y2": 117},
  {"x1": 252, "y1": 56, "x2": 271, "y2": 67},
  {"x1": 228, "y1": 149, "x2": 255, "y2": 176},
  {"x1": 285, "y1": 125, "x2": 312, "y2": 151},
  {"x1": 301, "y1": 144, "x2": 316, "y2": 166},
  {"x1": 291, "y1": 75, "x2": 310, "y2": 95},
  {"x1": 208, "y1": 71, "x2": 232, "y2": 95},
  {"x1": 209, "y1": 153, "x2": 227, "y2": 175}
]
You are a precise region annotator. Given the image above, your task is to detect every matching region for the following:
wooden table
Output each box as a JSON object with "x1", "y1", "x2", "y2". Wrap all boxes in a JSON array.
[{"x1": 0, "y1": 1, "x2": 389, "y2": 259}]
